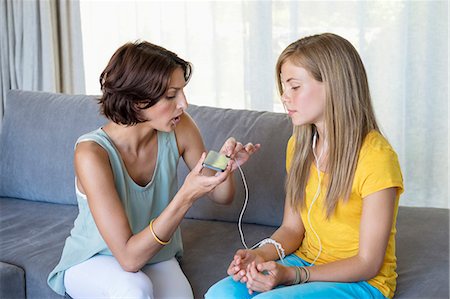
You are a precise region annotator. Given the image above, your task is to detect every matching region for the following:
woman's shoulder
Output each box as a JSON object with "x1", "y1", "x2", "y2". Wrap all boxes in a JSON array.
[
  {"x1": 174, "y1": 112, "x2": 203, "y2": 152},
  {"x1": 75, "y1": 128, "x2": 111, "y2": 162},
  {"x1": 76, "y1": 128, "x2": 107, "y2": 145}
]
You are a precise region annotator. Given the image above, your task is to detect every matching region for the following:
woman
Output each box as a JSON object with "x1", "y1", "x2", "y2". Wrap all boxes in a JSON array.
[
  {"x1": 47, "y1": 41, "x2": 259, "y2": 298},
  {"x1": 206, "y1": 33, "x2": 403, "y2": 299}
]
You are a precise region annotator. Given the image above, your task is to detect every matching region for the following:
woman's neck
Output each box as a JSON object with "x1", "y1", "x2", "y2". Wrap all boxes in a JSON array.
[{"x1": 103, "y1": 122, "x2": 156, "y2": 155}]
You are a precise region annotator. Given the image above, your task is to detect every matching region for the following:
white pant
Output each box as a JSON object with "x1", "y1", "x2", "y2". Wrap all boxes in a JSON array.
[{"x1": 64, "y1": 255, "x2": 194, "y2": 299}]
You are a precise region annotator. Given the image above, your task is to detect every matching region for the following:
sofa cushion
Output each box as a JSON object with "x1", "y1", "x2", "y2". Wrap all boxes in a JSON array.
[
  {"x1": 0, "y1": 198, "x2": 448, "y2": 299},
  {"x1": 181, "y1": 206, "x2": 449, "y2": 299},
  {"x1": 180, "y1": 218, "x2": 277, "y2": 298},
  {"x1": 0, "y1": 90, "x2": 106, "y2": 205},
  {"x1": 179, "y1": 105, "x2": 293, "y2": 227},
  {"x1": 0, "y1": 197, "x2": 78, "y2": 298},
  {"x1": 395, "y1": 206, "x2": 449, "y2": 298},
  {"x1": 0, "y1": 262, "x2": 25, "y2": 299}
]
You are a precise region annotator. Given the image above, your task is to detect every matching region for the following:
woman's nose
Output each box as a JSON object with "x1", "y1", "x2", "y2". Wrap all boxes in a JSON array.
[{"x1": 177, "y1": 91, "x2": 188, "y2": 110}]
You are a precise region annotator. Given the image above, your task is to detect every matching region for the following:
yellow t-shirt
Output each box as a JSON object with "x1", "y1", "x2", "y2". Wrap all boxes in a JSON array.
[{"x1": 286, "y1": 131, "x2": 403, "y2": 299}]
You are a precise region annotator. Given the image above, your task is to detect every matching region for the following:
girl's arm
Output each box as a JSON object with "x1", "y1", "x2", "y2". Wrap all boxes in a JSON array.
[
  {"x1": 229, "y1": 196, "x2": 305, "y2": 282},
  {"x1": 245, "y1": 187, "x2": 397, "y2": 292},
  {"x1": 306, "y1": 187, "x2": 397, "y2": 282},
  {"x1": 254, "y1": 197, "x2": 306, "y2": 261}
]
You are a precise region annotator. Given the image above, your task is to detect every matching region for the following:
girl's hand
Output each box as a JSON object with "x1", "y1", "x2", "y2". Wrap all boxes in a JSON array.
[
  {"x1": 220, "y1": 137, "x2": 260, "y2": 172},
  {"x1": 245, "y1": 261, "x2": 291, "y2": 294},
  {"x1": 179, "y1": 152, "x2": 230, "y2": 202},
  {"x1": 227, "y1": 249, "x2": 265, "y2": 283}
]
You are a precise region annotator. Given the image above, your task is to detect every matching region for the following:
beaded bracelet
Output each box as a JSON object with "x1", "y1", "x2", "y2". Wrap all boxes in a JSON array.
[
  {"x1": 257, "y1": 238, "x2": 286, "y2": 261},
  {"x1": 149, "y1": 219, "x2": 170, "y2": 246}
]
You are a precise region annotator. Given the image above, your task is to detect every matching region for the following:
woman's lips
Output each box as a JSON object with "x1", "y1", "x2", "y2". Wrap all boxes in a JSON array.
[{"x1": 172, "y1": 115, "x2": 181, "y2": 125}]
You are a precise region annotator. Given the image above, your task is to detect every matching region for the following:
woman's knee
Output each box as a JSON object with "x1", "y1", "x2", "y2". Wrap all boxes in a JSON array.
[{"x1": 109, "y1": 271, "x2": 154, "y2": 298}]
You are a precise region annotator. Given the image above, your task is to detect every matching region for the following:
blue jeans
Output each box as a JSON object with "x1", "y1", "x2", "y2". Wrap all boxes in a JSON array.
[{"x1": 205, "y1": 254, "x2": 387, "y2": 299}]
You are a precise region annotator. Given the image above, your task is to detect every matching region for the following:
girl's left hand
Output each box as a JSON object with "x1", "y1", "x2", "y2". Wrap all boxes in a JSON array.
[
  {"x1": 220, "y1": 137, "x2": 260, "y2": 172},
  {"x1": 245, "y1": 261, "x2": 290, "y2": 294}
]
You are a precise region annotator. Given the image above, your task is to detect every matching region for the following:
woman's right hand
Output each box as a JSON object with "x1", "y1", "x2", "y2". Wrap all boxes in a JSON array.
[
  {"x1": 179, "y1": 152, "x2": 231, "y2": 202},
  {"x1": 227, "y1": 249, "x2": 265, "y2": 283}
]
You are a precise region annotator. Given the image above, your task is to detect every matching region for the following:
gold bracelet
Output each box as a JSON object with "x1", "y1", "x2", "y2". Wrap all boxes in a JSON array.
[
  {"x1": 300, "y1": 266, "x2": 310, "y2": 283},
  {"x1": 149, "y1": 219, "x2": 170, "y2": 245},
  {"x1": 293, "y1": 266, "x2": 301, "y2": 284}
]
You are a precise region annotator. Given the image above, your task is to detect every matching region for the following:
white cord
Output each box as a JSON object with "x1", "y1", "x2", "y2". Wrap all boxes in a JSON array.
[
  {"x1": 235, "y1": 158, "x2": 250, "y2": 250},
  {"x1": 235, "y1": 158, "x2": 286, "y2": 264},
  {"x1": 308, "y1": 133, "x2": 324, "y2": 266},
  {"x1": 235, "y1": 132, "x2": 324, "y2": 266}
]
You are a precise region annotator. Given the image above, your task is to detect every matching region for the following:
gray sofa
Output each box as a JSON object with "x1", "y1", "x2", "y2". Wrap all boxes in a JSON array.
[{"x1": 0, "y1": 90, "x2": 448, "y2": 299}]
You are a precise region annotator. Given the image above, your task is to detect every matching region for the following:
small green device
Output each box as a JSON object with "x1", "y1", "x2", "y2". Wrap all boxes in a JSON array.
[{"x1": 202, "y1": 150, "x2": 230, "y2": 172}]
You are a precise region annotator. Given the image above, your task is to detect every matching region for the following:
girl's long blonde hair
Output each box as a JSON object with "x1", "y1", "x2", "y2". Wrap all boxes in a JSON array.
[{"x1": 277, "y1": 33, "x2": 380, "y2": 217}]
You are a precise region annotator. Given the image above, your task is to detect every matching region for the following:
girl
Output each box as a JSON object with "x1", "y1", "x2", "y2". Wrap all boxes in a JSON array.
[
  {"x1": 206, "y1": 33, "x2": 403, "y2": 299},
  {"x1": 47, "y1": 41, "x2": 259, "y2": 298}
]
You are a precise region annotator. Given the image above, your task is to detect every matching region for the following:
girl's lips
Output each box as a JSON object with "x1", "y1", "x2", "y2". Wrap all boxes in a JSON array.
[{"x1": 287, "y1": 110, "x2": 296, "y2": 116}]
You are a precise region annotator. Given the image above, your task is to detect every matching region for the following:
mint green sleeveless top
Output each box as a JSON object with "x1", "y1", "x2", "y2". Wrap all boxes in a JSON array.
[{"x1": 47, "y1": 128, "x2": 183, "y2": 295}]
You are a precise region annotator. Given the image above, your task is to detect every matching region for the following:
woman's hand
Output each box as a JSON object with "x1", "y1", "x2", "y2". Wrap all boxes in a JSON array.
[
  {"x1": 220, "y1": 137, "x2": 260, "y2": 172},
  {"x1": 179, "y1": 152, "x2": 231, "y2": 202},
  {"x1": 227, "y1": 249, "x2": 265, "y2": 283},
  {"x1": 245, "y1": 261, "x2": 292, "y2": 294}
]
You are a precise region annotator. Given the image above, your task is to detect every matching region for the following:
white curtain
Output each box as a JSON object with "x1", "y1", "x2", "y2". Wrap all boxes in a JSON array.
[
  {"x1": 0, "y1": 0, "x2": 85, "y2": 133},
  {"x1": 79, "y1": 0, "x2": 448, "y2": 209}
]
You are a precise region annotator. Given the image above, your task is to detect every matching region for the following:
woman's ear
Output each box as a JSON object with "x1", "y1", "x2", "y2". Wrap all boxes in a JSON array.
[{"x1": 135, "y1": 101, "x2": 153, "y2": 110}]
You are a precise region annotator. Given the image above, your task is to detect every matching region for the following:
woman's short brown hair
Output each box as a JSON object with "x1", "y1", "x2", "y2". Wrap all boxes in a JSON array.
[{"x1": 98, "y1": 41, "x2": 192, "y2": 125}]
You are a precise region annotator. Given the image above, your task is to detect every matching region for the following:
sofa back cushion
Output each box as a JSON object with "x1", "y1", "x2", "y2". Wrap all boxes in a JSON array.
[
  {"x1": 0, "y1": 90, "x2": 292, "y2": 226},
  {"x1": 179, "y1": 105, "x2": 292, "y2": 227},
  {"x1": 0, "y1": 90, "x2": 106, "y2": 205}
]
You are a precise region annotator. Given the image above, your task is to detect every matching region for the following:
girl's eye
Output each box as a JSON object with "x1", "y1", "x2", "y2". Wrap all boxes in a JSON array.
[
  {"x1": 292, "y1": 86, "x2": 300, "y2": 90},
  {"x1": 166, "y1": 95, "x2": 176, "y2": 99}
]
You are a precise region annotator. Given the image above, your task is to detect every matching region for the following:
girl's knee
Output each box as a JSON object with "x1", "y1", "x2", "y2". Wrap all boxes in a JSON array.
[{"x1": 206, "y1": 276, "x2": 250, "y2": 299}]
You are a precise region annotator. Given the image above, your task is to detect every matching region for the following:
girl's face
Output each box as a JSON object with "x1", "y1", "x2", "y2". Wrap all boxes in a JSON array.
[
  {"x1": 140, "y1": 67, "x2": 188, "y2": 132},
  {"x1": 280, "y1": 59, "x2": 326, "y2": 127}
]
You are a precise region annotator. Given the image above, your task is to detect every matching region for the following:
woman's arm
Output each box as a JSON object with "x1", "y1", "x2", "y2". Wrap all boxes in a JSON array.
[
  {"x1": 75, "y1": 140, "x2": 229, "y2": 272},
  {"x1": 175, "y1": 112, "x2": 259, "y2": 205}
]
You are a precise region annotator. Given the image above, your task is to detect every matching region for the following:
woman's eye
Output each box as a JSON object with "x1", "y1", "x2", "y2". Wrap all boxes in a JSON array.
[
  {"x1": 292, "y1": 86, "x2": 300, "y2": 90},
  {"x1": 166, "y1": 95, "x2": 176, "y2": 99}
]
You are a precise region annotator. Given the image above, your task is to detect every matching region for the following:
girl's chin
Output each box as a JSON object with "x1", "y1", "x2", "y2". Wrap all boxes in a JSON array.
[{"x1": 290, "y1": 118, "x2": 305, "y2": 126}]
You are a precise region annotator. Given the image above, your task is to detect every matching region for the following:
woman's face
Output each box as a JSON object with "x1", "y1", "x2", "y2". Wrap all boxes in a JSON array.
[
  {"x1": 280, "y1": 59, "x2": 326, "y2": 127},
  {"x1": 140, "y1": 67, "x2": 188, "y2": 132}
]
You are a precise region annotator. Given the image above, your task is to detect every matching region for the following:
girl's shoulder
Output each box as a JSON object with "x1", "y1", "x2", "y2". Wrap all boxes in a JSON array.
[
  {"x1": 360, "y1": 130, "x2": 396, "y2": 158},
  {"x1": 356, "y1": 131, "x2": 404, "y2": 197},
  {"x1": 285, "y1": 135, "x2": 296, "y2": 172}
]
